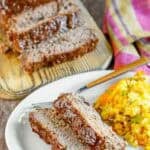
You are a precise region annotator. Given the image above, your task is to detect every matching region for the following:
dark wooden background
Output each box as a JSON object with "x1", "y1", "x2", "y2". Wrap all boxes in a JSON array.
[{"x1": 0, "y1": 0, "x2": 105, "y2": 149}]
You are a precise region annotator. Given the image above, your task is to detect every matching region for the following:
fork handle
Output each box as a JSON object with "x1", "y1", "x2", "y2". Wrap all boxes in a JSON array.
[{"x1": 87, "y1": 57, "x2": 150, "y2": 88}]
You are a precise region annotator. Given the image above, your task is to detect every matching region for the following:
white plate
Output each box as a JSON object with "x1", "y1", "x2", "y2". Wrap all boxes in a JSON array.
[{"x1": 5, "y1": 71, "x2": 141, "y2": 150}]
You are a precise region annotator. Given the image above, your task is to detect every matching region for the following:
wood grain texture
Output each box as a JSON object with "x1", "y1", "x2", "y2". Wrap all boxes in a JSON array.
[{"x1": 0, "y1": 0, "x2": 112, "y2": 100}]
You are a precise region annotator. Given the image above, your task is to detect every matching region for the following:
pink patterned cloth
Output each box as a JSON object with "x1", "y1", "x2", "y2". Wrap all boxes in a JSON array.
[{"x1": 103, "y1": 0, "x2": 150, "y2": 74}]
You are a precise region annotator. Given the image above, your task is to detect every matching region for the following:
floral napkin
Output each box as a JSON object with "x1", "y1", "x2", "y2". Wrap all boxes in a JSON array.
[{"x1": 103, "y1": 0, "x2": 150, "y2": 74}]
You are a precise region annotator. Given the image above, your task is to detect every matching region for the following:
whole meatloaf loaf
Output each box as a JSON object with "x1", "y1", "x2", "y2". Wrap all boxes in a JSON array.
[
  {"x1": 29, "y1": 108, "x2": 91, "y2": 150},
  {"x1": 21, "y1": 26, "x2": 98, "y2": 72},
  {"x1": 0, "y1": 0, "x2": 81, "y2": 53},
  {"x1": 53, "y1": 93, "x2": 126, "y2": 150}
]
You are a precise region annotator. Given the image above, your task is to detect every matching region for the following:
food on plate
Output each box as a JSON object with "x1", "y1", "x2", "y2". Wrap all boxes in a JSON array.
[
  {"x1": 29, "y1": 93, "x2": 126, "y2": 150},
  {"x1": 0, "y1": 0, "x2": 98, "y2": 72},
  {"x1": 29, "y1": 108, "x2": 90, "y2": 150},
  {"x1": 54, "y1": 93, "x2": 126, "y2": 149},
  {"x1": 94, "y1": 72, "x2": 150, "y2": 149}
]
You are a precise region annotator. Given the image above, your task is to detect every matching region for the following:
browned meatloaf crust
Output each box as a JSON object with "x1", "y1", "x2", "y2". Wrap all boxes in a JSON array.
[
  {"x1": 53, "y1": 93, "x2": 126, "y2": 150},
  {"x1": 20, "y1": 27, "x2": 98, "y2": 73}
]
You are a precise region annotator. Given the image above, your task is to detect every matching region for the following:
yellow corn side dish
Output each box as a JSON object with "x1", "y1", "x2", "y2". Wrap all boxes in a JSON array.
[{"x1": 94, "y1": 72, "x2": 150, "y2": 149}]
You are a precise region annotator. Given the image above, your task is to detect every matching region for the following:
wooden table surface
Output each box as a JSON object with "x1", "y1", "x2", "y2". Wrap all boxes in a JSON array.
[{"x1": 0, "y1": 0, "x2": 105, "y2": 149}]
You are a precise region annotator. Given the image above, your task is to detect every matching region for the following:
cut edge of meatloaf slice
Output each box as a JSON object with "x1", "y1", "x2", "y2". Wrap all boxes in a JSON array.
[
  {"x1": 10, "y1": 0, "x2": 79, "y2": 31},
  {"x1": 0, "y1": 1, "x2": 59, "y2": 52},
  {"x1": 0, "y1": 0, "x2": 81, "y2": 53},
  {"x1": 29, "y1": 107, "x2": 90, "y2": 150},
  {"x1": 11, "y1": 11, "x2": 81, "y2": 53},
  {"x1": 20, "y1": 27, "x2": 98, "y2": 73},
  {"x1": 53, "y1": 93, "x2": 126, "y2": 150}
]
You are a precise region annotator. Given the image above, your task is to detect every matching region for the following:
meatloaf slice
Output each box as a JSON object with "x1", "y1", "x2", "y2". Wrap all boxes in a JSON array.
[
  {"x1": 0, "y1": 0, "x2": 58, "y2": 31},
  {"x1": 0, "y1": 0, "x2": 80, "y2": 53},
  {"x1": 29, "y1": 108, "x2": 90, "y2": 150},
  {"x1": 20, "y1": 27, "x2": 98, "y2": 72},
  {"x1": 53, "y1": 93, "x2": 126, "y2": 150},
  {"x1": 11, "y1": 11, "x2": 80, "y2": 53}
]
